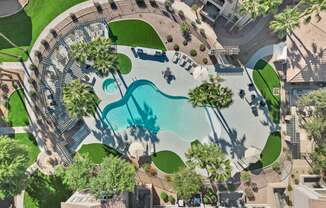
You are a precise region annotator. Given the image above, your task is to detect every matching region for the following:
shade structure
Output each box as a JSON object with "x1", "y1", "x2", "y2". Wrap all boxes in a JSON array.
[
  {"x1": 244, "y1": 147, "x2": 260, "y2": 164},
  {"x1": 273, "y1": 42, "x2": 287, "y2": 62},
  {"x1": 128, "y1": 142, "x2": 146, "y2": 159},
  {"x1": 193, "y1": 66, "x2": 209, "y2": 81}
]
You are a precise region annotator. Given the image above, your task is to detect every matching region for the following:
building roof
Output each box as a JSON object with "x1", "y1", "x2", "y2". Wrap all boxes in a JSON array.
[{"x1": 286, "y1": 12, "x2": 326, "y2": 83}]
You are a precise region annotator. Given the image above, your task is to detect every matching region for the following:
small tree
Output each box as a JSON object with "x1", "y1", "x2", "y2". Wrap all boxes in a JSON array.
[
  {"x1": 180, "y1": 22, "x2": 190, "y2": 35},
  {"x1": 171, "y1": 167, "x2": 202, "y2": 201},
  {"x1": 0, "y1": 136, "x2": 29, "y2": 200},
  {"x1": 160, "y1": 192, "x2": 169, "y2": 202},
  {"x1": 240, "y1": 171, "x2": 251, "y2": 185},
  {"x1": 90, "y1": 155, "x2": 136, "y2": 198}
]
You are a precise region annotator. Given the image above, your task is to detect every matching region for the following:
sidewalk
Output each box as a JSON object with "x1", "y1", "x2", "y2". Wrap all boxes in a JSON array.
[{"x1": 0, "y1": 126, "x2": 31, "y2": 135}]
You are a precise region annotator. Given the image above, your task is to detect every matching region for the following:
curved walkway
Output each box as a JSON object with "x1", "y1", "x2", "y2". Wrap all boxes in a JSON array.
[{"x1": 0, "y1": 0, "x2": 28, "y2": 17}]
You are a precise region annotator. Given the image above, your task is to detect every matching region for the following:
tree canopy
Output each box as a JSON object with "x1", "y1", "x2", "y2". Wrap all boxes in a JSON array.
[
  {"x1": 0, "y1": 135, "x2": 29, "y2": 200},
  {"x1": 59, "y1": 154, "x2": 136, "y2": 199},
  {"x1": 186, "y1": 143, "x2": 231, "y2": 183},
  {"x1": 89, "y1": 155, "x2": 136, "y2": 198},
  {"x1": 57, "y1": 154, "x2": 96, "y2": 191},
  {"x1": 188, "y1": 76, "x2": 232, "y2": 109},
  {"x1": 269, "y1": 7, "x2": 301, "y2": 39},
  {"x1": 171, "y1": 167, "x2": 202, "y2": 201},
  {"x1": 70, "y1": 37, "x2": 119, "y2": 77},
  {"x1": 297, "y1": 88, "x2": 326, "y2": 145},
  {"x1": 63, "y1": 79, "x2": 99, "y2": 118},
  {"x1": 240, "y1": 0, "x2": 282, "y2": 19},
  {"x1": 311, "y1": 144, "x2": 326, "y2": 175}
]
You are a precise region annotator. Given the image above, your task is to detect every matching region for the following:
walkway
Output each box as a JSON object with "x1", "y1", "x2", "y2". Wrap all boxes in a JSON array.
[
  {"x1": 0, "y1": 126, "x2": 31, "y2": 135},
  {"x1": 0, "y1": 0, "x2": 28, "y2": 17}
]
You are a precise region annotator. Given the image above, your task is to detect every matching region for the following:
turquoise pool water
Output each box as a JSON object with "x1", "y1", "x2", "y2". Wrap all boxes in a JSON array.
[
  {"x1": 102, "y1": 80, "x2": 210, "y2": 141},
  {"x1": 102, "y1": 78, "x2": 118, "y2": 94}
]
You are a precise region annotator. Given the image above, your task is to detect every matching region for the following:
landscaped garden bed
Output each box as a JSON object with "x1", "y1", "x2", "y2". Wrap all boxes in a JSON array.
[
  {"x1": 8, "y1": 89, "x2": 29, "y2": 126},
  {"x1": 253, "y1": 59, "x2": 281, "y2": 124},
  {"x1": 151, "y1": 150, "x2": 186, "y2": 174},
  {"x1": 13, "y1": 133, "x2": 40, "y2": 166},
  {"x1": 0, "y1": 0, "x2": 87, "y2": 61},
  {"x1": 108, "y1": 19, "x2": 166, "y2": 51},
  {"x1": 78, "y1": 143, "x2": 121, "y2": 164},
  {"x1": 24, "y1": 170, "x2": 72, "y2": 208},
  {"x1": 248, "y1": 132, "x2": 282, "y2": 170}
]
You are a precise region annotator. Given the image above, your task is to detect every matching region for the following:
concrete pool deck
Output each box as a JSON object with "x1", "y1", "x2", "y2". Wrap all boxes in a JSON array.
[{"x1": 78, "y1": 45, "x2": 273, "y2": 169}]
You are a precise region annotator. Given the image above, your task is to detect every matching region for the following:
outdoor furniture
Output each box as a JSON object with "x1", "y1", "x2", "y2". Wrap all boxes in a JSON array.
[
  {"x1": 179, "y1": 55, "x2": 187, "y2": 66},
  {"x1": 239, "y1": 89, "x2": 245, "y2": 98},
  {"x1": 172, "y1": 52, "x2": 180, "y2": 63},
  {"x1": 184, "y1": 59, "x2": 192, "y2": 70}
]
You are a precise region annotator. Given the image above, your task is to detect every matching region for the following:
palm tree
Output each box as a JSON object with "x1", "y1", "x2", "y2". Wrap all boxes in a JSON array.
[
  {"x1": 302, "y1": 0, "x2": 326, "y2": 22},
  {"x1": 262, "y1": 0, "x2": 283, "y2": 14},
  {"x1": 63, "y1": 80, "x2": 99, "y2": 118},
  {"x1": 240, "y1": 0, "x2": 265, "y2": 19},
  {"x1": 269, "y1": 7, "x2": 301, "y2": 39},
  {"x1": 70, "y1": 42, "x2": 89, "y2": 64},
  {"x1": 188, "y1": 77, "x2": 233, "y2": 109}
]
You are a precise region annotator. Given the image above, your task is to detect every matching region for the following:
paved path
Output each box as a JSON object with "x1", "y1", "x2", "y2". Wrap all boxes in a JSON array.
[{"x1": 0, "y1": 126, "x2": 31, "y2": 134}]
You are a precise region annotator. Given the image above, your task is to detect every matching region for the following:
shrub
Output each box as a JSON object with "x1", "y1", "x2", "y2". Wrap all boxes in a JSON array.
[
  {"x1": 178, "y1": 10, "x2": 185, "y2": 19},
  {"x1": 199, "y1": 44, "x2": 206, "y2": 51},
  {"x1": 168, "y1": 195, "x2": 175, "y2": 204},
  {"x1": 199, "y1": 28, "x2": 205, "y2": 36},
  {"x1": 294, "y1": 178, "x2": 299, "y2": 184},
  {"x1": 164, "y1": 0, "x2": 172, "y2": 9},
  {"x1": 173, "y1": 44, "x2": 179, "y2": 51},
  {"x1": 180, "y1": 22, "x2": 190, "y2": 34},
  {"x1": 167, "y1": 35, "x2": 173, "y2": 42},
  {"x1": 191, "y1": 21, "x2": 197, "y2": 29},
  {"x1": 190, "y1": 49, "x2": 197, "y2": 57},
  {"x1": 143, "y1": 164, "x2": 157, "y2": 176},
  {"x1": 240, "y1": 171, "x2": 251, "y2": 184},
  {"x1": 165, "y1": 175, "x2": 172, "y2": 182},
  {"x1": 245, "y1": 187, "x2": 255, "y2": 201},
  {"x1": 272, "y1": 161, "x2": 281, "y2": 174},
  {"x1": 29, "y1": 64, "x2": 38, "y2": 72},
  {"x1": 203, "y1": 58, "x2": 208, "y2": 64},
  {"x1": 287, "y1": 184, "x2": 293, "y2": 192},
  {"x1": 183, "y1": 40, "x2": 188, "y2": 46},
  {"x1": 160, "y1": 192, "x2": 169, "y2": 202},
  {"x1": 203, "y1": 188, "x2": 217, "y2": 205}
]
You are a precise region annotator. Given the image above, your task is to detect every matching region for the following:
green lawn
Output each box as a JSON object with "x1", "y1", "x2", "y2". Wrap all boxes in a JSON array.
[
  {"x1": 248, "y1": 132, "x2": 282, "y2": 170},
  {"x1": 12, "y1": 133, "x2": 40, "y2": 166},
  {"x1": 0, "y1": 0, "x2": 87, "y2": 61},
  {"x1": 78, "y1": 143, "x2": 121, "y2": 164},
  {"x1": 109, "y1": 20, "x2": 166, "y2": 50},
  {"x1": 253, "y1": 59, "x2": 281, "y2": 124},
  {"x1": 117, "y1": 53, "x2": 132, "y2": 74},
  {"x1": 151, "y1": 151, "x2": 186, "y2": 174},
  {"x1": 24, "y1": 170, "x2": 72, "y2": 208},
  {"x1": 8, "y1": 89, "x2": 29, "y2": 126}
]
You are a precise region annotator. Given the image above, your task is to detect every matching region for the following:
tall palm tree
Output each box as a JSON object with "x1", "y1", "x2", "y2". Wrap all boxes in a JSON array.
[
  {"x1": 70, "y1": 42, "x2": 89, "y2": 64},
  {"x1": 188, "y1": 77, "x2": 233, "y2": 109},
  {"x1": 302, "y1": 0, "x2": 326, "y2": 22},
  {"x1": 63, "y1": 80, "x2": 99, "y2": 118},
  {"x1": 240, "y1": 0, "x2": 265, "y2": 19},
  {"x1": 269, "y1": 7, "x2": 301, "y2": 39}
]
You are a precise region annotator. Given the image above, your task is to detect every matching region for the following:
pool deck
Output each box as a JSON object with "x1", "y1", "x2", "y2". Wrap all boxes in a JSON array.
[{"x1": 79, "y1": 45, "x2": 274, "y2": 169}]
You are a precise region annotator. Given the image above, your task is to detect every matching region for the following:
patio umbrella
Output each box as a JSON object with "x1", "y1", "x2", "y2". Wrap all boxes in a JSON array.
[
  {"x1": 244, "y1": 147, "x2": 260, "y2": 164},
  {"x1": 193, "y1": 66, "x2": 209, "y2": 81},
  {"x1": 128, "y1": 142, "x2": 146, "y2": 159}
]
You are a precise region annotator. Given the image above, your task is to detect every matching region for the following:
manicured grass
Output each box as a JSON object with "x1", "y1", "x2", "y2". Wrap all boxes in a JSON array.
[
  {"x1": 253, "y1": 60, "x2": 281, "y2": 124},
  {"x1": 12, "y1": 133, "x2": 40, "y2": 166},
  {"x1": 0, "y1": 0, "x2": 87, "y2": 61},
  {"x1": 117, "y1": 53, "x2": 132, "y2": 74},
  {"x1": 24, "y1": 170, "x2": 72, "y2": 208},
  {"x1": 78, "y1": 143, "x2": 121, "y2": 164},
  {"x1": 109, "y1": 20, "x2": 166, "y2": 51},
  {"x1": 253, "y1": 59, "x2": 281, "y2": 124},
  {"x1": 8, "y1": 89, "x2": 29, "y2": 126},
  {"x1": 151, "y1": 151, "x2": 186, "y2": 174},
  {"x1": 248, "y1": 132, "x2": 282, "y2": 170}
]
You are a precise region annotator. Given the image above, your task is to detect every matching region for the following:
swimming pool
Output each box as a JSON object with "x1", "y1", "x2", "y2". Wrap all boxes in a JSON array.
[
  {"x1": 102, "y1": 78, "x2": 118, "y2": 94},
  {"x1": 102, "y1": 80, "x2": 210, "y2": 141}
]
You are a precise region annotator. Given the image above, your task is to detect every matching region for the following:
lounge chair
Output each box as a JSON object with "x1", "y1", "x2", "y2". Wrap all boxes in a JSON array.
[
  {"x1": 179, "y1": 55, "x2": 187, "y2": 66},
  {"x1": 172, "y1": 52, "x2": 180, "y2": 63}
]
